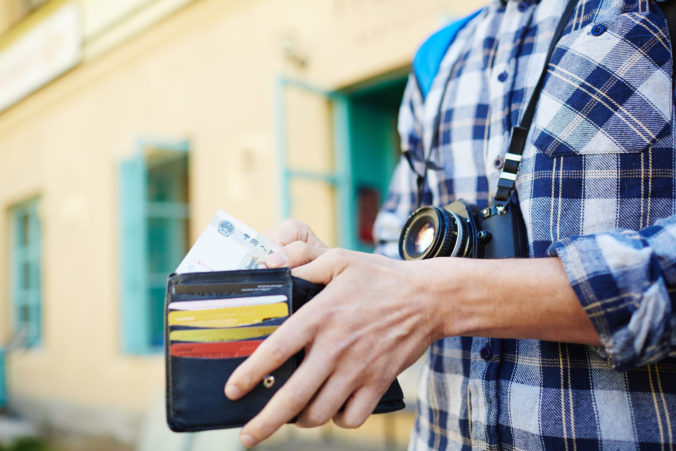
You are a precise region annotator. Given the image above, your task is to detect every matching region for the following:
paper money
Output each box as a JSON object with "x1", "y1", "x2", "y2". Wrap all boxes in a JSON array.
[{"x1": 175, "y1": 210, "x2": 278, "y2": 273}]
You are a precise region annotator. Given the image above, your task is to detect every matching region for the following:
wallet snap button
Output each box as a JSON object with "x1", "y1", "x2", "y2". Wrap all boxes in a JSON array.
[{"x1": 263, "y1": 375, "x2": 275, "y2": 389}]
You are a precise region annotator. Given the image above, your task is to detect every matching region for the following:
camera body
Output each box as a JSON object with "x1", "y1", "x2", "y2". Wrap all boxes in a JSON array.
[{"x1": 398, "y1": 199, "x2": 529, "y2": 260}]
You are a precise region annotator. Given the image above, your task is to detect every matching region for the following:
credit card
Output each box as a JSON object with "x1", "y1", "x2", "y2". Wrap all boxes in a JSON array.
[
  {"x1": 170, "y1": 340, "x2": 263, "y2": 359},
  {"x1": 172, "y1": 281, "x2": 284, "y2": 296},
  {"x1": 169, "y1": 325, "x2": 277, "y2": 342},
  {"x1": 168, "y1": 303, "x2": 288, "y2": 328},
  {"x1": 168, "y1": 294, "x2": 288, "y2": 311}
]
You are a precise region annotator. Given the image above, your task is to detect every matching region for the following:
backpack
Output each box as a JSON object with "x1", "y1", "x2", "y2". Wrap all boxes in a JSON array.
[{"x1": 412, "y1": 8, "x2": 484, "y2": 101}]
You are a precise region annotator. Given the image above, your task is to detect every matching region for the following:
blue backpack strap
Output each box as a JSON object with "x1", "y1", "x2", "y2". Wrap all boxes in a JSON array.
[{"x1": 413, "y1": 8, "x2": 485, "y2": 100}]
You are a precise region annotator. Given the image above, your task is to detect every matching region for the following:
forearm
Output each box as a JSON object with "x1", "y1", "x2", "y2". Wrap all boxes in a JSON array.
[{"x1": 414, "y1": 257, "x2": 601, "y2": 346}]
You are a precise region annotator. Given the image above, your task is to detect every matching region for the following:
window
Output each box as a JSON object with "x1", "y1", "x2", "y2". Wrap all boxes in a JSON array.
[
  {"x1": 277, "y1": 76, "x2": 406, "y2": 251},
  {"x1": 119, "y1": 142, "x2": 189, "y2": 354},
  {"x1": 9, "y1": 197, "x2": 42, "y2": 348}
]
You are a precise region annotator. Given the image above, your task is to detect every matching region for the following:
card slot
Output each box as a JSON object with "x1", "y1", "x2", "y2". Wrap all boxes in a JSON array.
[
  {"x1": 168, "y1": 316, "x2": 286, "y2": 332},
  {"x1": 167, "y1": 316, "x2": 288, "y2": 330},
  {"x1": 170, "y1": 285, "x2": 290, "y2": 299},
  {"x1": 170, "y1": 334, "x2": 273, "y2": 345},
  {"x1": 168, "y1": 355, "x2": 253, "y2": 361},
  {"x1": 168, "y1": 294, "x2": 289, "y2": 310},
  {"x1": 170, "y1": 340, "x2": 264, "y2": 359},
  {"x1": 168, "y1": 304, "x2": 289, "y2": 329},
  {"x1": 171, "y1": 285, "x2": 287, "y2": 298},
  {"x1": 169, "y1": 325, "x2": 278, "y2": 343},
  {"x1": 167, "y1": 268, "x2": 291, "y2": 295},
  {"x1": 169, "y1": 268, "x2": 291, "y2": 286}
]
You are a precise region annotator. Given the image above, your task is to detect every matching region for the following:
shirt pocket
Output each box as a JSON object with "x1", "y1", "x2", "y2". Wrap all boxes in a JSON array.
[{"x1": 531, "y1": 11, "x2": 673, "y2": 158}]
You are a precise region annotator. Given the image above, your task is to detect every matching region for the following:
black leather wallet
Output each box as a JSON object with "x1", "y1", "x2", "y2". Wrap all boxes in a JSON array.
[{"x1": 165, "y1": 268, "x2": 405, "y2": 432}]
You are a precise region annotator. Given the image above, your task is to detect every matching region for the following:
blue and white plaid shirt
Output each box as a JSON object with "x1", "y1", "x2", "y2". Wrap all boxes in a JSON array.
[{"x1": 373, "y1": 0, "x2": 676, "y2": 448}]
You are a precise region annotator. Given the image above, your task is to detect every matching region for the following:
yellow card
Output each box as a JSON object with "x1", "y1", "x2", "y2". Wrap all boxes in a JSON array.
[
  {"x1": 169, "y1": 325, "x2": 278, "y2": 342},
  {"x1": 168, "y1": 302, "x2": 288, "y2": 328}
]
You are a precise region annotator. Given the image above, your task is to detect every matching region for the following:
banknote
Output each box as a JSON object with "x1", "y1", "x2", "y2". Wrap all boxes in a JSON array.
[{"x1": 175, "y1": 210, "x2": 278, "y2": 273}]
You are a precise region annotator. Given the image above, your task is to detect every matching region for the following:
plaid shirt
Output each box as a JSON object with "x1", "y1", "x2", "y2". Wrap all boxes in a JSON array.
[{"x1": 373, "y1": 0, "x2": 676, "y2": 448}]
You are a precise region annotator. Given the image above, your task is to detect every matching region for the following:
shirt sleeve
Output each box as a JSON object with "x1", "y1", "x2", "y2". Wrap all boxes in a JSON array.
[
  {"x1": 548, "y1": 215, "x2": 676, "y2": 370},
  {"x1": 373, "y1": 73, "x2": 425, "y2": 259}
]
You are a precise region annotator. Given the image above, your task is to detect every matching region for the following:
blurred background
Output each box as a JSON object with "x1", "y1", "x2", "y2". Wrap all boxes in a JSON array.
[{"x1": 0, "y1": 0, "x2": 482, "y2": 449}]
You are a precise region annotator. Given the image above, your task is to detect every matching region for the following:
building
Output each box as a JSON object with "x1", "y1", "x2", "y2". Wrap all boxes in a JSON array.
[{"x1": 0, "y1": 0, "x2": 482, "y2": 447}]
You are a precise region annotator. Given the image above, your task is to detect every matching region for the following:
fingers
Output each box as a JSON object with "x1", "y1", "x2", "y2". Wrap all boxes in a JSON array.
[
  {"x1": 237, "y1": 345, "x2": 336, "y2": 446},
  {"x1": 225, "y1": 312, "x2": 316, "y2": 400},
  {"x1": 332, "y1": 385, "x2": 385, "y2": 429},
  {"x1": 265, "y1": 219, "x2": 327, "y2": 248},
  {"x1": 265, "y1": 240, "x2": 327, "y2": 269},
  {"x1": 296, "y1": 365, "x2": 358, "y2": 428}
]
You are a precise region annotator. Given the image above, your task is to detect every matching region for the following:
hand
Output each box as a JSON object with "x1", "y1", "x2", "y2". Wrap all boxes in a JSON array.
[
  {"x1": 263, "y1": 219, "x2": 328, "y2": 268},
  {"x1": 225, "y1": 248, "x2": 439, "y2": 448}
]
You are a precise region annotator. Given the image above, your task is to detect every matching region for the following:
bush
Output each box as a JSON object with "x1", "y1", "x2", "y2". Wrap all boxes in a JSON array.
[{"x1": 9, "y1": 437, "x2": 47, "y2": 451}]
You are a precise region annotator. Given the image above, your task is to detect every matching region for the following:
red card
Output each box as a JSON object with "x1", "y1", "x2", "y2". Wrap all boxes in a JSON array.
[{"x1": 170, "y1": 340, "x2": 264, "y2": 359}]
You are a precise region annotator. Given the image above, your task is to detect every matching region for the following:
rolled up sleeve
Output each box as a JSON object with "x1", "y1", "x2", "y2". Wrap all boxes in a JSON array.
[{"x1": 548, "y1": 215, "x2": 676, "y2": 370}]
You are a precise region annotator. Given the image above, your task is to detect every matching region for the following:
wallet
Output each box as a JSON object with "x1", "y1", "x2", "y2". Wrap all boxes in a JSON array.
[{"x1": 165, "y1": 268, "x2": 405, "y2": 432}]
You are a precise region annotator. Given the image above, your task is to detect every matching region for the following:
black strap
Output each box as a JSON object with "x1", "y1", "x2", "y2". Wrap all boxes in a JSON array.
[{"x1": 494, "y1": 0, "x2": 579, "y2": 203}]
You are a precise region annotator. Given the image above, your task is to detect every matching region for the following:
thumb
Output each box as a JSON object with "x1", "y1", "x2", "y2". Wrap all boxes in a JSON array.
[
  {"x1": 265, "y1": 241, "x2": 326, "y2": 269},
  {"x1": 291, "y1": 249, "x2": 346, "y2": 285}
]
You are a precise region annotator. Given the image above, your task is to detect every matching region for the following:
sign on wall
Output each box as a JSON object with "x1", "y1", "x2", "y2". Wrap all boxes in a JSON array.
[{"x1": 0, "y1": 2, "x2": 81, "y2": 113}]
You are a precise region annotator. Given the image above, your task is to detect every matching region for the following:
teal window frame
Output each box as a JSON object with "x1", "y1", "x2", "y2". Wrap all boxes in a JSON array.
[
  {"x1": 9, "y1": 197, "x2": 42, "y2": 348},
  {"x1": 119, "y1": 140, "x2": 189, "y2": 354},
  {"x1": 276, "y1": 78, "x2": 354, "y2": 248},
  {"x1": 276, "y1": 76, "x2": 406, "y2": 251}
]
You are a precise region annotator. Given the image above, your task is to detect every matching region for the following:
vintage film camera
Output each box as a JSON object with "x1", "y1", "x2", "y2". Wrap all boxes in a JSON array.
[{"x1": 398, "y1": 200, "x2": 529, "y2": 260}]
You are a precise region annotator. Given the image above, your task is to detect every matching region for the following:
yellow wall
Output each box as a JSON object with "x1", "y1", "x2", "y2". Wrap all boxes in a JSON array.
[{"x1": 0, "y1": 0, "x2": 483, "y2": 441}]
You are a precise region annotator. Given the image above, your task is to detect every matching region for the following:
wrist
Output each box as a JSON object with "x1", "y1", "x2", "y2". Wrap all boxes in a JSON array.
[{"x1": 407, "y1": 257, "x2": 481, "y2": 342}]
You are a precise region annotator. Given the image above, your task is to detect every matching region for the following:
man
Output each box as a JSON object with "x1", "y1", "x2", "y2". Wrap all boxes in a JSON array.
[{"x1": 226, "y1": 0, "x2": 676, "y2": 448}]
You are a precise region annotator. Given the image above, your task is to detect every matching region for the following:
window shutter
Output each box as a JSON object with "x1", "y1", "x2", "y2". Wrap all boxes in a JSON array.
[
  {"x1": 119, "y1": 153, "x2": 150, "y2": 354},
  {"x1": 10, "y1": 199, "x2": 42, "y2": 347}
]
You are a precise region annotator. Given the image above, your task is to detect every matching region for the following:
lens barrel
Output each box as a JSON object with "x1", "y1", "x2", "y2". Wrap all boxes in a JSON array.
[{"x1": 399, "y1": 206, "x2": 471, "y2": 260}]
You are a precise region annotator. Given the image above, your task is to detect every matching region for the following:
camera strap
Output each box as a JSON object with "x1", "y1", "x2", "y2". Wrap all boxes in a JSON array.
[{"x1": 493, "y1": 0, "x2": 579, "y2": 204}]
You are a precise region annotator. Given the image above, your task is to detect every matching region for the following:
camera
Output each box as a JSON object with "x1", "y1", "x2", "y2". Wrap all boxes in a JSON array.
[{"x1": 398, "y1": 199, "x2": 529, "y2": 260}]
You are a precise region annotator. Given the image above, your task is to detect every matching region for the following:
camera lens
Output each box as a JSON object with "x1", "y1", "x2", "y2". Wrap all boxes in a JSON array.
[
  {"x1": 399, "y1": 206, "x2": 470, "y2": 260},
  {"x1": 414, "y1": 222, "x2": 435, "y2": 255}
]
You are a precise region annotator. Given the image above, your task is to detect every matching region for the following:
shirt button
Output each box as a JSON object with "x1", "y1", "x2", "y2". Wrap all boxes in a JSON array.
[
  {"x1": 591, "y1": 24, "x2": 606, "y2": 36},
  {"x1": 517, "y1": 2, "x2": 528, "y2": 12},
  {"x1": 480, "y1": 345, "x2": 493, "y2": 361},
  {"x1": 497, "y1": 71, "x2": 508, "y2": 82},
  {"x1": 494, "y1": 156, "x2": 504, "y2": 169}
]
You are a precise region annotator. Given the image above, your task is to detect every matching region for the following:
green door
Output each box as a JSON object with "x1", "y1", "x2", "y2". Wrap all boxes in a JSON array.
[{"x1": 345, "y1": 77, "x2": 407, "y2": 252}]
